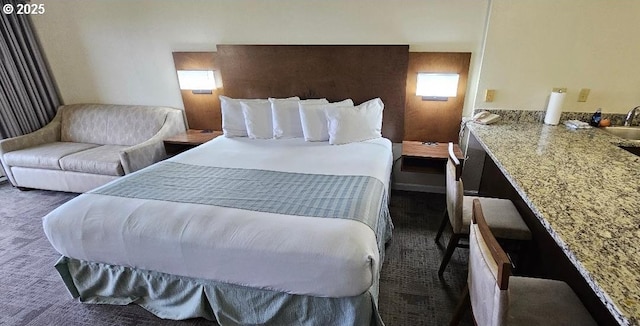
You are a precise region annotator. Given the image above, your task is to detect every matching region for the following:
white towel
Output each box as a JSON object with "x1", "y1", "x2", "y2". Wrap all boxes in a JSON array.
[{"x1": 564, "y1": 120, "x2": 591, "y2": 129}]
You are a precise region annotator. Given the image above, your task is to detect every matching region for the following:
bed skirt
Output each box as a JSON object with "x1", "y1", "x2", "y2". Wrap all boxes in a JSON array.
[{"x1": 55, "y1": 257, "x2": 383, "y2": 326}]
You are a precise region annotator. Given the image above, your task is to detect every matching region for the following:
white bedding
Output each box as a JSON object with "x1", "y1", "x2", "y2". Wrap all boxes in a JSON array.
[{"x1": 43, "y1": 137, "x2": 393, "y2": 298}]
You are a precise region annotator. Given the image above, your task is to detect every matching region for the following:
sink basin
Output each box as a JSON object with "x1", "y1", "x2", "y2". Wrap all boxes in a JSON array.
[{"x1": 602, "y1": 126, "x2": 640, "y2": 141}]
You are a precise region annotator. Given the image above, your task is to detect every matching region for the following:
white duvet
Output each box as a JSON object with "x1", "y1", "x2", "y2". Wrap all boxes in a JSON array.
[{"x1": 43, "y1": 137, "x2": 393, "y2": 297}]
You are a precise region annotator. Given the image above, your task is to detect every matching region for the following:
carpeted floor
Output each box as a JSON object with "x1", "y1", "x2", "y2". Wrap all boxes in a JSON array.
[{"x1": 0, "y1": 181, "x2": 472, "y2": 325}]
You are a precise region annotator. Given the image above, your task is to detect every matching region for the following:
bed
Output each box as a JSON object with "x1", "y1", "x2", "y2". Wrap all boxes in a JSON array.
[
  {"x1": 42, "y1": 45, "x2": 410, "y2": 325},
  {"x1": 44, "y1": 136, "x2": 393, "y2": 325}
]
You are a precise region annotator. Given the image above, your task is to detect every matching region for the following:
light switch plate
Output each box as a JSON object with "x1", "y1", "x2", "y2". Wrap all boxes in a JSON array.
[
  {"x1": 578, "y1": 88, "x2": 590, "y2": 102},
  {"x1": 484, "y1": 89, "x2": 495, "y2": 102}
]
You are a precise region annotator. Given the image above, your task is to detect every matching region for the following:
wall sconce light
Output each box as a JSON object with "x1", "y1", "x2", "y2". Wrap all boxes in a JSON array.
[
  {"x1": 177, "y1": 70, "x2": 217, "y2": 94},
  {"x1": 416, "y1": 72, "x2": 459, "y2": 101}
]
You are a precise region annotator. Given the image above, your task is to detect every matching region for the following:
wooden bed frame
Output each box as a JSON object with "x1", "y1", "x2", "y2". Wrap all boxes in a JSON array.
[
  {"x1": 174, "y1": 46, "x2": 472, "y2": 144},
  {"x1": 215, "y1": 45, "x2": 409, "y2": 143}
]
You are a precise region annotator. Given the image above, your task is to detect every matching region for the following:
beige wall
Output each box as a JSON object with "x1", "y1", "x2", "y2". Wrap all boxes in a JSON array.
[
  {"x1": 32, "y1": 0, "x2": 640, "y2": 118},
  {"x1": 31, "y1": 0, "x2": 488, "y2": 111},
  {"x1": 475, "y1": 0, "x2": 640, "y2": 114}
]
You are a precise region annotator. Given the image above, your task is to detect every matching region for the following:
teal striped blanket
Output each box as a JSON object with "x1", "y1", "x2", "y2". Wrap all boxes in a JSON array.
[{"x1": 92, "y1": 162, "x2": 392, "y2": 247}]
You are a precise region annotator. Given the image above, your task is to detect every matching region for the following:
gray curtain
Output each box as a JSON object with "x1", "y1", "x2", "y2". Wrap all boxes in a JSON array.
[{"x1": 0, "y1": 0, "x2": 60, "y2": 139}]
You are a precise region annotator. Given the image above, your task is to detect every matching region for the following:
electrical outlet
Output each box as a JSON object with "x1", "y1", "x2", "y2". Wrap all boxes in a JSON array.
[
  {"x1": 578, "y1": 88, "x2": 590, "y2": 102},
  {"x1": 552, "y1": 87, "x2": 567, "y2": 93},
  {"x1": 484, "y1": 89, "x2": 495, "y2": 102}
]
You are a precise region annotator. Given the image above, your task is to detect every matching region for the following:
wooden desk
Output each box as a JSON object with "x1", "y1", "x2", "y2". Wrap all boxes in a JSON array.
[
  {"x1": 163, "y1": 129, "x2": 222, "y2": 156},
  {"x1": 400, "y1": 141, "x2": 464, "y2": 173}
]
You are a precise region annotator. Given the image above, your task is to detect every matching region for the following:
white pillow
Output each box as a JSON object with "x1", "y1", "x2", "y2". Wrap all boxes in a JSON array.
[
  {"x1": 220, "y1": 96, "x2": 299, "y2": 137},
  {"x1": 241, "y1": 101, "x2": 274, "y2": 139},
  {"x1": 324, "y1": 98, "x2": 384, "y2": 145},
  {"x1": 271, "y1": 98, "x2": 328, "y2": 138},
  {"x1": 299, "y1": 99, "x2": 354, "y2": 142}
]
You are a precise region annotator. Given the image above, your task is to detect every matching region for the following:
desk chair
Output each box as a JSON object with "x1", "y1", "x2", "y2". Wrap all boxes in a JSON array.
[
  {"x1": 450, "y1": 199, "x2": 597, "y2": 326},
  {"x1": 435, "y1": 143, "x2": 531, "y2": 277}
]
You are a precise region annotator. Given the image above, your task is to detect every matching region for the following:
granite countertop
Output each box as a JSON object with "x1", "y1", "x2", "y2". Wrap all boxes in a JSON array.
[{"x1": 466, "y1": 122, "x2": 640, "y2": 326}]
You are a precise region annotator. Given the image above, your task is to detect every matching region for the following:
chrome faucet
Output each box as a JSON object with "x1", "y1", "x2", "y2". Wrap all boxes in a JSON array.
[{"x1": 624, "y1": 106, "x2": 640, "y2": 126}]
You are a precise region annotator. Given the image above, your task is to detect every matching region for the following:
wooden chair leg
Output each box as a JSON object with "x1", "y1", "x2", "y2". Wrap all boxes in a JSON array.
[
  {"x1": 434, "y1": 209, "x2": 449, "y2": 244},
  {"x1": 438, "y1": 234, "x2": 462, "y2": 278},
  {"x1": 450, "y1": 284, "x2": 470, "y2": 326}
]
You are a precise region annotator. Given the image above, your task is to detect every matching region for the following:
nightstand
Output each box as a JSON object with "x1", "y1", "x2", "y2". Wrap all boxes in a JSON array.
[
  {"x1": 163, "y1": 129, "x2": 222, "y2": 156},
  {"x1": 401, "y1": 141, "x2": 464, "y2": 173}
]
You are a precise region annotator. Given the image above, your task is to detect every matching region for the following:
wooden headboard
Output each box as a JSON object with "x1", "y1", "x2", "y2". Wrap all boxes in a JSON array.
[{"x1": 216, "y1": 45, "x2": 409, "y2": 142}]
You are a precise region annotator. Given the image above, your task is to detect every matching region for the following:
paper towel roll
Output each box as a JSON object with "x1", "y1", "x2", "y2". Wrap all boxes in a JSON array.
[{"x1": 544, "y1": 91, "x2": 565, "y2": 125}]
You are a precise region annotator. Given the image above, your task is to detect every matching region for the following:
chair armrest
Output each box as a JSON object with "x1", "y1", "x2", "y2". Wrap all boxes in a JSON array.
[
  {"x1": 119, "y1": 135, "x2": 166, "y2": 174},
  {"x1": 119, "y1": 112, "x2": 186, "y2": 174},
  {"x1": 0, "y1": 120, "x2": 61, "y2": 186},
  {"x1": 0, "y1": 120, "x2": 61, "y2": 156}
]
